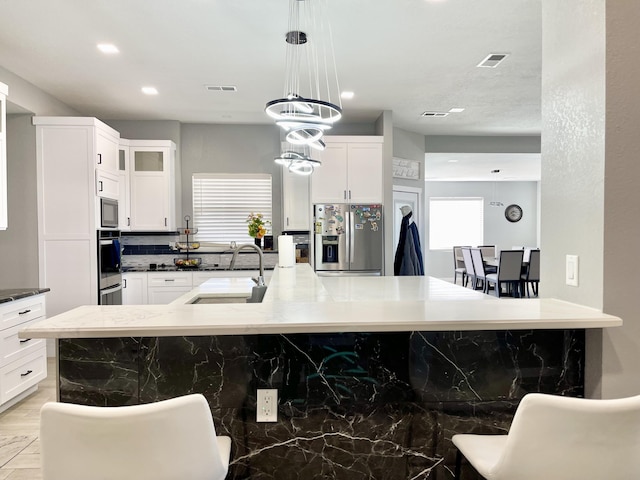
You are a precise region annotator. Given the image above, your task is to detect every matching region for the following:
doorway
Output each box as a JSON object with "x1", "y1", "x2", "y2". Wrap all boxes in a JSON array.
[{"x1": 392, "y1": 186, "x2": 424, "y2": 263}]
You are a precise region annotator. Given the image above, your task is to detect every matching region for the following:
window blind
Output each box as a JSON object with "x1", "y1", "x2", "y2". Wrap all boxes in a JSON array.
[
  {"x1": 429, "y1": 197, "x2": 484, "y2": 250},
  {"x1": 192, "y1": 173, "x2": 272, "y2": 243}
]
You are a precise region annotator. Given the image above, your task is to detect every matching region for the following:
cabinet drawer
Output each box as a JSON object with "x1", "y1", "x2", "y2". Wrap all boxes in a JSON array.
[
  {"x1": 147, "y1": 272, "x2": 192, "y2": 287},
  {"x1": 0, "y1": 348, "x2": 47, "y2": 404},
  {"x1": 0, "y1": 318, "x2": 46, "y2": 367},
  {"x1": 0, "y1": 296, "x2": 46, "y2": 330}
]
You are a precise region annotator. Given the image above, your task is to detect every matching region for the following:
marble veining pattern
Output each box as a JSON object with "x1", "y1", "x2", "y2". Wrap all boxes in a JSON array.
[{"x1": 58, "y1": 329, "x2": 584, "y2": 479}]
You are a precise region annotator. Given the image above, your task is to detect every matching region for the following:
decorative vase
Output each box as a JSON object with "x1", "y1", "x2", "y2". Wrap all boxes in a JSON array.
[{"x1": 254, "y1": 237, "x2": 262, "y2": 249}]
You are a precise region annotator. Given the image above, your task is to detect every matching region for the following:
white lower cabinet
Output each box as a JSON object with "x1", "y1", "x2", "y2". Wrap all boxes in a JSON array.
[
  {"x1": 0, "y1": 295, "x2": 47, "y2": 410},
  {"x1": 122, "y1": 273, "x2": 148, "y2": 305},
  {"x1": 146, "y1": 272, "x2": 193, "y2": 305},
  {"x1": 124, "y1": 270, "x2": 272, "y2": 304}
]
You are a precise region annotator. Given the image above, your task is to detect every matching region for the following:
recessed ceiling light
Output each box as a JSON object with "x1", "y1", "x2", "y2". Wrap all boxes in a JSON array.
[
  {"x1": 141, "y1": 86, "x2": 158, "y2": 95},
  {"x1": 341, "y1": 91, "x2": 355, "y2": 100},
  {"x1": 447, "y1": 159, "x2": 459, "y2": 163},
  {"x1": 477, "y1": 53, "x2": 509, "y2": 68},
  {"x1": 449, "y1": 107, "x2": 465, "y2": 113},
  {"x1": 97, "y1": 43, "x2": 119, "y2": 54}
]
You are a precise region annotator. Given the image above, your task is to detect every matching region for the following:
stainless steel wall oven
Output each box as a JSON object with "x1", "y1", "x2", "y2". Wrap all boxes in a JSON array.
[{"x1": 98, "y1": 230, "x2": 122, "y2": 305}]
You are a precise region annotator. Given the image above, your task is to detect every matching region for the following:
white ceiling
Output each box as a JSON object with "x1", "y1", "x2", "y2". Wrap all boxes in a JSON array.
[{"x1": 0, "y1": 0, "x2": 542, "y2": 138}]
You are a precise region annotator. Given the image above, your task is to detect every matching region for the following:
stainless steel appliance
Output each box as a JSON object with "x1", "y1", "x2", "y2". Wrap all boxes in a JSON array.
[
  {"x1": 100, "y1": 198, "x2": 119, "y2": 229},
  {"x1": 283, "y1": 231, "x2": 310, "y2": 264},
  {"x1": 98, "y1": 230, "x2": 122, "y2": 305},
  {"x1": 314, "y1": 204, "x2": 383, "y2": 275}
]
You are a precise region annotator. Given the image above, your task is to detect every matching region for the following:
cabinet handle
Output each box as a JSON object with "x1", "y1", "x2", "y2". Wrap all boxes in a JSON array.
[
  {"x1": 344, "y1": 190, "x2": 347, "y2": 200},
  {"x1": 164, "y1": 279, "x2": 175, "y2": 282},
  {"x1": 97, "y1": 153, "x2": 102, "y2": 165},
  {"x1": 349, "y1": 190, "x2": 352, "y2": 200},
  {"x1": 286, "y1": 217, "x2": 290, "y2": 227},
  {"x1": 164, "y1": 218, "x2": 167, "y2": 227},
  {"x1": 21, "y1": 370, "x2": 33, "y2": 377},
  {"x1": 127, "y1": 217, "x2": 131, "y2": 226},
  {"x1": 123, "y1": 279, "x2": 127, "y2": 289},
  {"x1": 98, "y1": 181, "x2": 104, "y2": 192},
  {"x1": 20, "y1": 338, "x2": 32, "y2": 344},
  {"x1": 18, "y1": 309, "x2": 31, "y2": 315}
]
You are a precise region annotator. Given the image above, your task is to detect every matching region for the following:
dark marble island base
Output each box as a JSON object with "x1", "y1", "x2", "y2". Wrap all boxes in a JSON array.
[{"x1": 58, "y1": 329, "x2": 584, "y2": 480}]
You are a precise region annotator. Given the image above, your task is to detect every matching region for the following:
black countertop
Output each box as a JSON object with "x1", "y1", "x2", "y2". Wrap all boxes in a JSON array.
[{"x1": 0, "y1": 288, "x2": 50, "y2": 304}]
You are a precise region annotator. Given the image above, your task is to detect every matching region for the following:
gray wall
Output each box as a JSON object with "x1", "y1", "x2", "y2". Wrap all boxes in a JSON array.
[
  {"x1": 180, "y1": 123, "x2": 283, "y2": 233},
  {"x1": 0, "y1": 115, "x2": 39, "y2": 288},
  {"x1": 425, "y1": 181, "x2": 539, "y2": 279}
]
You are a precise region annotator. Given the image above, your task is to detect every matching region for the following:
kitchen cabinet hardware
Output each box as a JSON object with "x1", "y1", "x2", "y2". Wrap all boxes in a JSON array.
[
  {"x1": 123, "y1": 279, "x2": 127, "y2": 288},
  {"x1": 20, "y1": 370, "x2": 33, "y2": 377},
  {"x1": 164, "y1": 279, "x2": 175, "y2": 282},
  {"x1": 127, "y1": 217, "x2": 130, "y2": 226},
  {"x1": 98, "y1": 180, "x2": 103, "y2": 192},
  {"x1": 19, "y1": 338, "x2": 31, "y2": 344},
  {"x1": 164, "y1": 217, "x2": 167, "y2": 226},
  {"x1": 18, "y1": 309, "x2": 31, "y2": 315},
  {"x1": 97, "y1": 153, "x2": 102, "y2": 165}
]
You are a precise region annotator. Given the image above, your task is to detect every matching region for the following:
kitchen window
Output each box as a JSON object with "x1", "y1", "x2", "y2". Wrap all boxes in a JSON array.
[
  {"x1": 429, "y1": 197, "x2": 484, "y2": 250},
  {"x1": 192, "y1": 173, "x2": 272, "y2": 244}
]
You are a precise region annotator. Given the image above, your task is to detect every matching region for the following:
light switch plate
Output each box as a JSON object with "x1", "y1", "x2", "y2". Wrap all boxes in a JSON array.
[
  {"x1": 566, "y1": 255, "x2": 579, "y2": 287},
  {"x1": 256, "y1": 389, "x2": 278, "y2": 422}
]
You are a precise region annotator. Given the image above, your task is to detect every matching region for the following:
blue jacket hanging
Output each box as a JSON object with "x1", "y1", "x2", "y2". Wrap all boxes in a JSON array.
[{"x1": 394, "y1": 211, "x2": 424, "y2": 276}]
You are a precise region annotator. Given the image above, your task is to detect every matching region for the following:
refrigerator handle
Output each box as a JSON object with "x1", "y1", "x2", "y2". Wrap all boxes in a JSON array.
[{"x1": 349, "y1": 210, "x2": 355, "y2": 265}]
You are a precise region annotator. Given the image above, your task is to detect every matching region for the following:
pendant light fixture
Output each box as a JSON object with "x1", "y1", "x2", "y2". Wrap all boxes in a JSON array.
[
  {"x1": 265, "y1": 0, "x2": 342, "y2": 152},
  {"x1": 274, "y1": 143, "x2": 322, "y2": 176}
]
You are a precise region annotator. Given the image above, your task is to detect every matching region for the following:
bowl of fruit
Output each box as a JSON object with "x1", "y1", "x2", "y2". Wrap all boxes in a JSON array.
[{"x1": 174, "y1": 258, "x2": 201, "y2": 268}]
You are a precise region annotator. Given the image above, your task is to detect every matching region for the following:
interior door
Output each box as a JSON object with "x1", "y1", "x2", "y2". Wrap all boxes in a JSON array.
[{"x1": 392, "y1": 187, "x2": 423, "y2": 260}]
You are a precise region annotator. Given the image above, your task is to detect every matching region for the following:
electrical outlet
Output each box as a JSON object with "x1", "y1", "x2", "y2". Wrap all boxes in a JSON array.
[{"x1": 256, "y1": 389, "x2": 278, "y2": 422}]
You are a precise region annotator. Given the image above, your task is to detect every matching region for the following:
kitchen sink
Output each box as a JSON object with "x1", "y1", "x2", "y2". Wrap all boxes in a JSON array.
[{"x1": 190, "y1": 295, "x2": 251, "y2": 304}]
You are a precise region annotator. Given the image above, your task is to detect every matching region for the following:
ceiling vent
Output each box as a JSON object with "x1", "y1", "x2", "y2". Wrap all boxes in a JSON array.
[
  {"x1": 477, "y1": 53, "x2": 509, "y2": 68},
  {"x1": 421, "y1": 111, "x2": 449, "y2": 118},
  {"x1": 205, "y1": 85, "x2": 237, "y2": 92}
]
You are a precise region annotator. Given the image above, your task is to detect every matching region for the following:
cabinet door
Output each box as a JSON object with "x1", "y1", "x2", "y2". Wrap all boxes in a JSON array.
[
  {"x1": 96, "y1": 131, "x2": 119, "y2": 172},
  {"x1": 310, "y1": 143, "x2": 348, "y2": 204},
  {"x1": 0, "y1": 91, "x2": 6, "y2": 231},
  {"x1": 147, "y1": 286, "x2": 192, "y2": 305},
  {"x1": 282, "y1": 169, "x2": 310, "y2": 231},
  {"x1": 96, "y1": 170, "x2": 119, "y2": 200},
  {"x1": 346, "y1": 143, "x2": 383, "y2": 203},
  {"x1": 122, "y1": 273, "x2": 148, "y2": 305},
  {"x1": 118, "y1": 146, "x2": 131, "y2": 231},
  {"x1": 130, "y1": 148, "x2": 169, "y2": 231}
]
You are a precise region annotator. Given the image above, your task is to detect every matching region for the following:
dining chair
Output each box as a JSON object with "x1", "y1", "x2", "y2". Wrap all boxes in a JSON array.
[
  {"x1": 461, "y1": 247, "x2": 476, "y2": 289},
  {"x1": 453, "y1": 246, "x2": 469, "y2": 286},
  {"x1": 470, "y1": 248, "x2": 489, "y2": 291},
  {"x1": 484, "y1": 250, "x2": 524, "y2": 297},
  {"x1": 40, "y1": 394, "x2": 231, "y2": 480},
  {"x1": 478, "y1": 245, "x2": 496, "y2": 260},
  {"x1": 521, "y1": 249, "x2": 540, "y2": 297},
  {"x1": 452, "y1": 392, "x2": 640, "y2": 480}
]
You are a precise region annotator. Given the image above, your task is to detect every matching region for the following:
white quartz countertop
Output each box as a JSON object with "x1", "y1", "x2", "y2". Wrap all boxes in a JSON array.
[{"x1": 21, "y1": 264, "x2": 622, "y2": 339}]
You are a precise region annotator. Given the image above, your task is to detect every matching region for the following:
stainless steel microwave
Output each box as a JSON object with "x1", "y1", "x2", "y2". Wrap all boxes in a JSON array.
[{"x1": 100, "y1": 198, "x2": 119, "y2": 229}]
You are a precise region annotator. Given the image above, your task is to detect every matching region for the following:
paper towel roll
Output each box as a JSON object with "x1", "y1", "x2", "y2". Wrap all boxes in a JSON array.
[{"x1": 278, "y1": 235, "x2": 295, "y2": 268}]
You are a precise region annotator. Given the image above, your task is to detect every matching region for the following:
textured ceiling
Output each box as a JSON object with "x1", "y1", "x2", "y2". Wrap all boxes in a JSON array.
[{"x1": 0, "y1": 0, "x2": 542, "y2": 137}]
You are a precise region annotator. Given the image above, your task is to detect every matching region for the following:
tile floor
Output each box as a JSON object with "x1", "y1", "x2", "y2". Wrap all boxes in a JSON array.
[{"x1": 0, "y1": 358, "x2": 56, "y2": 480}]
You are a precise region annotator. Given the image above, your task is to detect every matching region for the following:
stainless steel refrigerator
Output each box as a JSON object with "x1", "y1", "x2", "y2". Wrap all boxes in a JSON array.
[{"x1": 314, "y1": 204, "x2": 384, "y2": 275}]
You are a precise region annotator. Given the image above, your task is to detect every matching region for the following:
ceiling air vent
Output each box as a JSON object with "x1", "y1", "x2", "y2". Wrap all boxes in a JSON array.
[
  {"x1": 421, "y1": 111, "x2": 449, "y2": 118},
  {"x1": 205, "y1": 85, "x2": 238, "y2": 92},
  {"x1": 477, "y1": 53, "x2": 509, "y2": 68}
]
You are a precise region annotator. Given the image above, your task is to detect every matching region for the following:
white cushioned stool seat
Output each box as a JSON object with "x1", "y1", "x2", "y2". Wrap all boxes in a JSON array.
[
  {"x1": 452, "y1": 392, "x2": 640, "y2": 480},
  {"x1": 40, "y1": 393, "x2": 231, "y2": 480}
]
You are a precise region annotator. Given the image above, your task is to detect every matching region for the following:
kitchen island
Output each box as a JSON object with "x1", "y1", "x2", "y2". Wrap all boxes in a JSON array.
[{"x1": 22, "y1": 266, "x2": 620, "y2": 480}]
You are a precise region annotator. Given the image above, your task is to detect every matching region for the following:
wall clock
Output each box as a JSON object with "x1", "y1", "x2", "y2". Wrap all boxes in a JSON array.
[{"x1": 505, "y1": 204, "x2": 523, "y2": 223}]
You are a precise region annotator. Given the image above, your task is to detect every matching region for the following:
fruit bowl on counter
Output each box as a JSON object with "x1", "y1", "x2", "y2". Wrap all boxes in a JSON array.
[
  {"x1": 175, "y1": 242, "x2": 200, "y2": 250},
  {"x1": 174, "y1": 258, "x2": 202, "y2": 268}
]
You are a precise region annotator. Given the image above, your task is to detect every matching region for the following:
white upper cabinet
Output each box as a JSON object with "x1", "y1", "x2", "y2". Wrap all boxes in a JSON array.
[
  {"x1": 310, "y1": 136, "x2": 383, "y2": 204},
  {"x1": 95, "y1": 130, "x2": 119, "y2": 172},
  {"x1": 0, "y1": 82, "x2": 7, "y2": 230},
  {"x1": 282, "y1": 168, "x2": 310, "y2": 231},
  {"x1": 129, "y1": 140, "x2": 180, "y2": 231},
  {"x1": 118, "y1": 140, "x2": 131, "y2": 231}
]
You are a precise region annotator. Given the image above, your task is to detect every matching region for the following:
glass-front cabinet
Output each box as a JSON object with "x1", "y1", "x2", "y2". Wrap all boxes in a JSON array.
[{"x1": 128, "y1": 140, "x2": 179, "y2": 231}]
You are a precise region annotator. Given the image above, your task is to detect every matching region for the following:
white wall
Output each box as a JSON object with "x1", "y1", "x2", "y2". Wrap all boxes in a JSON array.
[{"x1": 424, "y1": 181, "x2": 539, "y2": 279}]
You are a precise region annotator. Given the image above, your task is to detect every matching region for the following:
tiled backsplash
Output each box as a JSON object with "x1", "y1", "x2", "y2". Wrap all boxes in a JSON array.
[{"x1": 121, "y1": 234, "x2": 278, "y2": 270}]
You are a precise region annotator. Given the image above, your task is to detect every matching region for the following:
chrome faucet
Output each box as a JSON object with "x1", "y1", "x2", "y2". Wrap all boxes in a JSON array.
[{"x1": 229, "y1": 243, "x2": 265, "y2": 287}]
